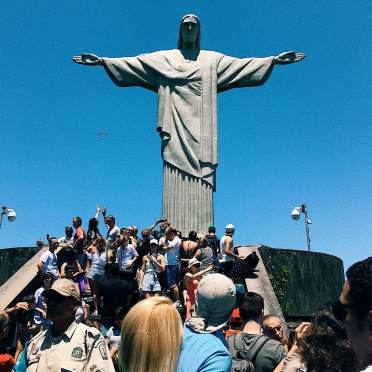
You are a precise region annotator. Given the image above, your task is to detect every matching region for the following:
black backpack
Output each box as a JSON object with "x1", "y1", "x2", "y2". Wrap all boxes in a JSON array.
[{"x1": 228, "y1": 334, "x2": 270, "y2": 372}]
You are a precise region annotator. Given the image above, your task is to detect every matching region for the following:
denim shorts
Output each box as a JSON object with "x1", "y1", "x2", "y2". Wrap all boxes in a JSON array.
[
  {"x1": 87, "y1": 268, "x2": 105, "y2": 282},
  {"x1": 234, "y1": 283, "x2": 246, "y2": 295},
  {"x1": 142, "y1": 271, "x2": 161, "y2": 292},
  {"x1": 166, "y1": 265, "x2": 179, "y2": 289}
]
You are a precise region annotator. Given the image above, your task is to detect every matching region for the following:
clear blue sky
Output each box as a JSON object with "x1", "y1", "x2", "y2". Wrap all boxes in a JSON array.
[{"x1": 1, "y1": 1, "x2": 371, "y2": 271}]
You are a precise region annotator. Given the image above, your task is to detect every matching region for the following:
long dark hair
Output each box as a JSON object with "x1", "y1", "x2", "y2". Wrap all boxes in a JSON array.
[
  {"x1": 299, "y1": 305, "x2": 359, "y2": 372},
  {"x1": 87, "y1": 218, "x2": 100, "y2": 235}
]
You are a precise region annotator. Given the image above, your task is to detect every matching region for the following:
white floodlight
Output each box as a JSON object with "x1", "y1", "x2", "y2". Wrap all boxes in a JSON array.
[
  {"x1": 0, "y1": 207, "x2": 17, "y2": 229},
  {"x1": 291, "y1": 204, "x2": 312, "y2": 251}
]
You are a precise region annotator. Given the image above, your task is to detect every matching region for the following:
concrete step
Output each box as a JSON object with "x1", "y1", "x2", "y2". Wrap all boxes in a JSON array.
[
  {"x1": 0, "y1": 246, "x2": 49, "y2": 309},
  {"x1": 238, "y1": 245, "x2": 288, "y2": 336}
]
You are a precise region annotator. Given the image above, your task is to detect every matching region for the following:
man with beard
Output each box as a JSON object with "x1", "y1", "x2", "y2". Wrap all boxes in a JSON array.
[{"x1": 14, "y1": 279, "x2": 114, "y2": 372}]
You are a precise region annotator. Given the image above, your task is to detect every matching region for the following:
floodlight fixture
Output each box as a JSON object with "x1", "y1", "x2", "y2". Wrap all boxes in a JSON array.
[
  {"x1": 291, "y1": 204, "x2": 311, "y2": 251},
  {"x1": 0, "y1": 206, "x2": 17, "y2": 229}
]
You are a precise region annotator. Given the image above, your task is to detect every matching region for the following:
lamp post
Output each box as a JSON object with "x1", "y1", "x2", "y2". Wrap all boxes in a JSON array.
[
  {"x1": 291, "y1": 204, "x2": 312, "y2": 251},
  {"x1": 0, "y1": 206, "x2": 17, "y2": 230}
]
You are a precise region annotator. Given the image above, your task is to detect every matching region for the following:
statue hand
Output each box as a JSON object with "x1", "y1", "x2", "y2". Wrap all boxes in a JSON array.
[
  {"x1": 274, "y1": 51, "x2": 305, "y2": 65},
  {"x1": 72, "y1": 53, "x2": 103, "y2": 66}
]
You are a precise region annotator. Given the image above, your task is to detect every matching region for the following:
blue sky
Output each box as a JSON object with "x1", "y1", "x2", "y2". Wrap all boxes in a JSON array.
[{"x1": 1, "y1": 1, "x2": 371, "y2": 271}]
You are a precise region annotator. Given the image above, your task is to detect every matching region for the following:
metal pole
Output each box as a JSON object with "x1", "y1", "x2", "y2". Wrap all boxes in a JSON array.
[{"x1": 302, "y1": 204, "x2": 311, "y2": 251}]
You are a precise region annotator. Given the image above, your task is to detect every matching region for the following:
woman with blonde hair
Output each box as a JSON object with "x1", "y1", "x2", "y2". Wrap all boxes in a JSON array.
[{"x1": 119, "y1": 296, "x2": 183, "y2": 372}]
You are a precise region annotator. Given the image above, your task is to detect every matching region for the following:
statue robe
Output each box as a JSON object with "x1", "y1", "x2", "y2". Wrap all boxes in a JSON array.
[{"x1": 102, "y1": 50, "x2": 274, "y2": 233}]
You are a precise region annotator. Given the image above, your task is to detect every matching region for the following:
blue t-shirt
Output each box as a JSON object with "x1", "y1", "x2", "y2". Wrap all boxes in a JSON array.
[{"x1": 177, "y1": 325, "x2": 232, "y2": 372}]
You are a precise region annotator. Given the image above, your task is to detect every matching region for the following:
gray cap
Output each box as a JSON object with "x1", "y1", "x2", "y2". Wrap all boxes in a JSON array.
[{"x1": 195, "y1": 273, "x2": 236, "y2": 332}]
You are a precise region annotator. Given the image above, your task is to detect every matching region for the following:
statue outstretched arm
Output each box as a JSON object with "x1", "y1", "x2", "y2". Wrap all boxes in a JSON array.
[
  {"x1": 72, "y1": 53, "x2": 103, "y2": 66},
  {"x1": 72, "y1": 52, "x2": 159, "y2": 92},
  {"x1": 273, "y1": 51, "x2": 305, "y2": 65},
  {"x1": 216, "y1": 50, "x2": 305, "y2": 92}
]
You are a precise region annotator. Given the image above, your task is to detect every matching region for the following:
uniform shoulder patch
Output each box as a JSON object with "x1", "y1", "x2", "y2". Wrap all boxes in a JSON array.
[
  {"x1": 71, "y1": 346, "x2": 84, "y2": 359},
  {"x1": 98, "y1": 342, "x2": 108, "y2": 360}
]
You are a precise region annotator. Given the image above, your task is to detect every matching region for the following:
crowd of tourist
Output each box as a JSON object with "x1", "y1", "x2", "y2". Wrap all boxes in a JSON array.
[{"x1": 0, "y1": 206, "x2": 371, "y2": 372}]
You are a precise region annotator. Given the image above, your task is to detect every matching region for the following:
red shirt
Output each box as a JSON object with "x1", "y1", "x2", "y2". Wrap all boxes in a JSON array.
[{"x1": 0, "y1": 354, "x2": 16, "y2": 372}]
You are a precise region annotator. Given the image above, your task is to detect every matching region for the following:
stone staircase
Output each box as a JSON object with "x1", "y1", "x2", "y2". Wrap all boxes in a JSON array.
[
  {"x1": 0, "y1": 246, "x2": 48, "y2": 309},
  {"x1": 239, "y1": 245, "x2": 288, "y2": 335}
]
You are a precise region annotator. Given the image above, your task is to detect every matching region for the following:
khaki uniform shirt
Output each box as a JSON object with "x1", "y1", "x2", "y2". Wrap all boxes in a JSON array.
[{"x1": 25, "y1": 321, "x2": 115, "y2": 372}]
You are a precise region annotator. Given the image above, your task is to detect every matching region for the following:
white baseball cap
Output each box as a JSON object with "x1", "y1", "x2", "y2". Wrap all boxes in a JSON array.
[
  {"x1": 225, "y1": 224, "x2": 235, "y2": 233},
  {"x1": 150, "y1": 239, "x2": 158, "y2": 245},
  {"x1": 188, "y1": 257, "x2": 201, "y2": 269}
]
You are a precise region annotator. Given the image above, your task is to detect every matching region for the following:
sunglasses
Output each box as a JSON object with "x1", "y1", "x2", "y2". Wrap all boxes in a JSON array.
[{"x1": 331, "y1": 300, "x2": 359, "y2": 321}]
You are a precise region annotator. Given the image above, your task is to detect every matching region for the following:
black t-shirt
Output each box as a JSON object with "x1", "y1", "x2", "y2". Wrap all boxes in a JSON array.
[
  {"x1": 205, "y1": 234, "x2": 220, "y2": 256},
  {"x1": 97, "y1": 278, "x2": 130, "y2": 321},
  {"x1": 230, "y1": 260, "x2": 251, "y2": 285},
  {"x1": 135, "y1": 239, "x2": 151, "y2": 266}
]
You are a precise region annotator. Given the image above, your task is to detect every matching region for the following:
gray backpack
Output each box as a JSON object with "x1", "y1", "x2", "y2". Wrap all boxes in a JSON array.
[{"x1": 228, "y1": 334, "x2": 270, "y2": 372}]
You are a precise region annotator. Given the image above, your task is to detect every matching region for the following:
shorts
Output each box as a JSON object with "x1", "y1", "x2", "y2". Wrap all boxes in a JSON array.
[
  {"x1": 87, "y1": 267, "x2": 105, "y2": 281},
  {"x1": 141, "y1": 271, "x2": 161, "y2": 293},
  {"x1": 234, "y1": 283, "x2": 246, "y2": 294},
  {"x1": 166, "y1": 265, "x2": 179, "y2": 289}
]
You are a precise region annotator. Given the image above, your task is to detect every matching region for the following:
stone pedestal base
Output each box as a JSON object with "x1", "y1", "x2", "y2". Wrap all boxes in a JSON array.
[{"x1": 162, "y1": 162, "x2": 214, "y2": 234}]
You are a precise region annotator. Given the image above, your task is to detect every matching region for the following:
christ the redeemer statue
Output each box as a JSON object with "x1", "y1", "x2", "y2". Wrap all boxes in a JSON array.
[{"x1": 73, "y1": 14, "x2": 305, "y2": 234}]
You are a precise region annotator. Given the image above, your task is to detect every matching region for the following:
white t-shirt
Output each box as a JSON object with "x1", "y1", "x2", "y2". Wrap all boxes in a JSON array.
[
  {"x1": 106, "y1": 326, "x2": 121, "y2": 349},
  {"x1": 34, "y1": 287, "x2": 52, "y2": 326},
  {"x1": 106, "y1": 225, "x2": 120, "y2": 247},
  {"x1": 75, "y1": 300, "x2": 86, "y2": 323},
  {"x1": 220, "y1": 235, "x2": 233, "y2": 262},
  {"x1": 88, "y1": 251, "x2": 106, "y2": 271},
  {"x1": 40, "y1": 250, "x2": 59, "y2": 278},
  {"x1": 116, "y1": 244, "x2": 138, "y2": 271},
  {"x1": 360, "y1": 366, "x2": 372, "y2": 372},
  {"x1": 165, "y1": 236, "x2": 181, "y2": 266}
]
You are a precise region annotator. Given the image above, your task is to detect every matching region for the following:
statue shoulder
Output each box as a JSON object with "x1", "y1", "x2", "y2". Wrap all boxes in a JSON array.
[
  {"x1": 200, "y1": 50, "x2": 224, "y2": 62},
  {"x1": 139, "y1": 49, "x2": 175, "y2": 59}
]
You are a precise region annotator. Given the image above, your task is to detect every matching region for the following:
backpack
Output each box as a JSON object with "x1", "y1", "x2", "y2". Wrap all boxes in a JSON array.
[{"x1": 227, "y1": 333, "x2": 270, "y2": 372}]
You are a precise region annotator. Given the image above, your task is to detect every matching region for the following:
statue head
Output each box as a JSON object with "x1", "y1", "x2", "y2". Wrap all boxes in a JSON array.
[{"x1": 178, "y1": 14, "x2": 201, "y2": 50}]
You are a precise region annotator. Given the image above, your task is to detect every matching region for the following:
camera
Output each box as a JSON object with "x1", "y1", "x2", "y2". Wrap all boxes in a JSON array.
[{"x1": 291, "y1": 208, "x2": 301, "y2": 220}]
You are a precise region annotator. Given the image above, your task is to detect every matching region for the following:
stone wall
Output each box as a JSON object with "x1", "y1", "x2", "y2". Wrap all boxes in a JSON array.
[
  {"x1": 0, "y1": 245, "x2": 344, "y2": 318},
  {"x1": 0, "y1": 247, "x2": 41, "y2": 286},
  {"x1": 259, "y1": 247, "x2": 344, "y2": 318}
]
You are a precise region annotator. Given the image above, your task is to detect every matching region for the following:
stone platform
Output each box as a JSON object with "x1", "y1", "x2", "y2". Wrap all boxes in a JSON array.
[{"x1": 0, "y1": 244, "x2": 344, "y2": 319}]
